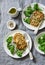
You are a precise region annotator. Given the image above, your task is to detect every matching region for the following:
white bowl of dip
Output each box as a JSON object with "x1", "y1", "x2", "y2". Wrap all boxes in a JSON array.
[{"x1": 8, "y1": 7, "x2": 19, "y2": 17}]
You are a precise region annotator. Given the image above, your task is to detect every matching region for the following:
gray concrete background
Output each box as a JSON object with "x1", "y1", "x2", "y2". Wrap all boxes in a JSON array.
[{"x1": 0, "y1": 0, "x2": 45, "y2": 65}]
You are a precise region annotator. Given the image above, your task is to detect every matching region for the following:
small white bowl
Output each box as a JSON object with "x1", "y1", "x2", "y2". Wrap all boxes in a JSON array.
[
  {"x1": 7, "y1": 20, "x2": 16, "y2": 30},
  {"x1": 8, "y1": 7, "x2": 19, "y2": 17}
]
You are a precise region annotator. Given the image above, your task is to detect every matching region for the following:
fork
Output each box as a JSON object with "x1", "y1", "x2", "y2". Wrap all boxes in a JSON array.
[{"x1": 24, "y1": 33, "x2": 33, "y2": 60}]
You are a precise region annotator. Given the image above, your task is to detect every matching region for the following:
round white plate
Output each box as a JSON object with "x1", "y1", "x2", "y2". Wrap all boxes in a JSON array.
[
  {"x1": 34, "y1": 32, "x2": 45, "y2": 54},
  {"x1": 22, "y1": 3, "x2": 45, "y2": 31},
  {"x1": 3, "y1": 30, "x2": 32, "y2": 58}
]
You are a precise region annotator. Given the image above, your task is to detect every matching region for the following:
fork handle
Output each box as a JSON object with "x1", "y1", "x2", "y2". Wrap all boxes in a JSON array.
[
  {"x1": 34, "y1": 27, "x2": 39, "y2": 34},
  {"x1": 29, "y1": 51, "x2": 33, "y2": 60}
]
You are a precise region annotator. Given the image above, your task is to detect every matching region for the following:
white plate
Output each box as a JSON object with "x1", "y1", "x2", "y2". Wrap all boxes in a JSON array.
[
  {"x1": 34, "y1": 32, "x2": 45, "y2": 54},
  {"x1": 22, "y1": 3, "x2": 45, "y2": 31},
  {"x1": 3, "y1": 30, "x2": 32, "y2": 58}
]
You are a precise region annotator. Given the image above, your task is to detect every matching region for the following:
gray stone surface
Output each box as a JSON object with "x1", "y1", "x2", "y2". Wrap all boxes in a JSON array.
[{"x1": 0, "y1": 0, "x2": 45, "y2": 65}]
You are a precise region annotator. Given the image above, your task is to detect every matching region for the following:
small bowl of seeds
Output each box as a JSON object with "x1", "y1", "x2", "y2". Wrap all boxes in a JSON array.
[{"x1": 7, "y1": 20, "x2": 16, "y2": 30}]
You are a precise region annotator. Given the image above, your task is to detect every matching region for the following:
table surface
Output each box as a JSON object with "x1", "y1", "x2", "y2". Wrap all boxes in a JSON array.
[{"x1": 0, "y1": 0, "x2": 45, "y2": 65}]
